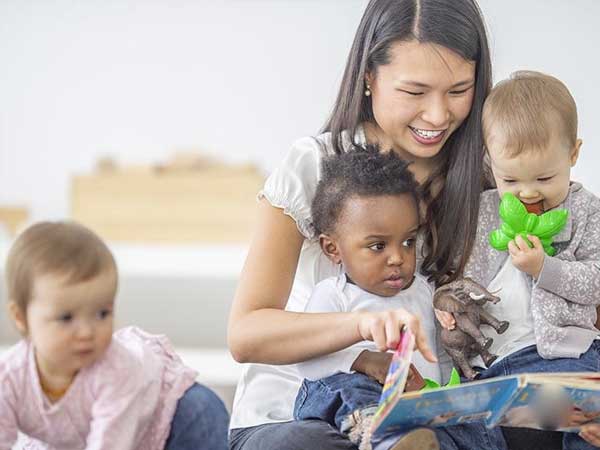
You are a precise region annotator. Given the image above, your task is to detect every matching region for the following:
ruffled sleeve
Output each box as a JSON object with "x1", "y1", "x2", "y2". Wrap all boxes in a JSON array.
[{"x1": 258, "y1": 136, "x2": 326, "y2": 240}]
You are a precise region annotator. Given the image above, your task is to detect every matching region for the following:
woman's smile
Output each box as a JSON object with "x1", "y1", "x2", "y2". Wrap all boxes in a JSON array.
[{"x1": 408, "y1": 126, "x2": 447, "y2": 145}]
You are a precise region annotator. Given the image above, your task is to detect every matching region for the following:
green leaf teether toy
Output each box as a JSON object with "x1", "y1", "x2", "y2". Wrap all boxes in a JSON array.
[{"x1": 489, "y1": 193, "x2": 568, "y2": 256}]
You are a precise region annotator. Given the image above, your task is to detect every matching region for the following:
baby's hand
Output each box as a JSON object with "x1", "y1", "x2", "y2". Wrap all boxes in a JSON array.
[
  {"x1": 508, "y1": 235, "x2": 545, "y2": 279},
  {"x1": 356, "y1": 309, "x2": 437, "y2": 362},
  {"x1": 434, "y1": 309, "x2": 456, "y2": 330},
  {"x1": 580, "y1": 423, "x2": 600, "y2": 447},
  {"x1": 351, "y1": 350, "x2": 392, "y2": 385}
]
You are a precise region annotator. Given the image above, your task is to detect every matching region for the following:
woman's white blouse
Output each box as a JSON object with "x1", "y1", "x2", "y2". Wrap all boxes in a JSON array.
[{"x1": 229, "y1": 129, "x2": 368, "y2": 429}]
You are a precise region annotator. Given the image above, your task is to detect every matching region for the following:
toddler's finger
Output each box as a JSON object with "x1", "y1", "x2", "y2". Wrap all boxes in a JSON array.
[
  {"x1": 527, "y1": 235, "x2": 543, "y2": 250},
  {"x1": 507, "y1": 239, "x2": 518, "y2": 255},
  {"x1": 408, "y1": 319, "x2": 437, "y2": 363},
  {"x1": 579, "y1": 430, "x2": 600, "y2": 446},
  {"x1": 436, "y1": 311, "x2": 455, "y2": 330},
  {"x1": 385, "y1": 317, "x2": 401, "y2": 350},
  {"x1": 444, "y1": 312, "x2": 456, "y2": 330},
  {"x1": 371, "y1": 323, "x2": 387, "y2": 352},
  {"x1": 514, "y1": 234, "x2": 531, "y2": 251},
  {"x1": 415, "y1": 331, "x2": 437, "y2": 363},
  {"x1": 580, "y1": 424, "x2": 600, "y2": 445}
]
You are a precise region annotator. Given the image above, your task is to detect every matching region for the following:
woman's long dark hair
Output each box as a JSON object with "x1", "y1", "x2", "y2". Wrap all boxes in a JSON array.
[{"x1": 322, "y1": 0, "x2": 492, "y2": 286}]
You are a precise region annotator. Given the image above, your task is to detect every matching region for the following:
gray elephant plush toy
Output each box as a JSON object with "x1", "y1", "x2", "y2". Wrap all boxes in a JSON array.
[{"x1": 433, "y1": 278, "x2": 509, "y2": 379}]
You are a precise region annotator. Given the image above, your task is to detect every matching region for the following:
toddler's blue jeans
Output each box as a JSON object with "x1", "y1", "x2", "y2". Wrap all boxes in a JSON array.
[{"x1": 165, "y1": 382, "x2": 230, "y2": 450}]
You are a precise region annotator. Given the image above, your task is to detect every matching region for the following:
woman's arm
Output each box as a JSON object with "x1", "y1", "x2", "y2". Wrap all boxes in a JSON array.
[{"x1": 227, "y1": 200, "x2": 435, "y2": 365}]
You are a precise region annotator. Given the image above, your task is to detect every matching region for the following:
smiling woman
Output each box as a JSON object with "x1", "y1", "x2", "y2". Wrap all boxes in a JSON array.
[
  {"x1": 227, "y1": 0, "x2": 500, "y2": 449},
  {"x1": 364, "y1": 40, "x2": 476, "y2": 174}
]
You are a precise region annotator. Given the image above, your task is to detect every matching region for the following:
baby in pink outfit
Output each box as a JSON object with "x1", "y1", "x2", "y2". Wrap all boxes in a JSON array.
[{"x1": 0, "y1": 221, "x2": 229, "y2": 450}]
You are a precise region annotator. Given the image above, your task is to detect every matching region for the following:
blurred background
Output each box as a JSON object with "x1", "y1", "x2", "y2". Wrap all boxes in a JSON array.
[{"x1": 0, "y1": 0, "x2": 599, "y2": 410}]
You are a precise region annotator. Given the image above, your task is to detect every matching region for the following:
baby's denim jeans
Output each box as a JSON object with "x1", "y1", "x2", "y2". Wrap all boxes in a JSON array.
[
  {"x1": 294, "y1": 372, "x2": 381, "y2": 431},
  {"x1": 165, "y1": 382, "x2": 229, "y2": 450},
  {"x1": 293, "y1": 371, "x2": 507, "y2": 450}
]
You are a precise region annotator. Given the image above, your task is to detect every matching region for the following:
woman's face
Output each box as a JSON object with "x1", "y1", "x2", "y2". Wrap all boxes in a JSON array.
[{"x1": 366, "y1": 40, "x2": 476, "y2": 170}]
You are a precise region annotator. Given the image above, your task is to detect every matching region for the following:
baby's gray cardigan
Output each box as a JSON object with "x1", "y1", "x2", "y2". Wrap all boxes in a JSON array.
[{"x1": 463, "y1": 182, "x2": 600, "y2": 359}]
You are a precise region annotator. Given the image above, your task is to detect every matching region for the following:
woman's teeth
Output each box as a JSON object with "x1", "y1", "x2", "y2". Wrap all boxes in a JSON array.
[{"x1": 411, "y1": 127, "x2": 444, "y2": 139}]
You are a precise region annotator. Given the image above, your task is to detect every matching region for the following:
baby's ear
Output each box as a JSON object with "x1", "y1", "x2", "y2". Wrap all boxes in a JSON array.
[
  {"x1": 7, "y1": 301, "x2": 27, "y2": 335},
  {"x1": 319, "y1": 234, "x2": 342, "y2": 265},
  {"x1": 570, "y1": 139, "x2": 583, "y2": 166}
]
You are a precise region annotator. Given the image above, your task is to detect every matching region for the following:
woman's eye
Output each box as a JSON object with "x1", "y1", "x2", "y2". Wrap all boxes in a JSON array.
[
  {"x1": 400, "y1": 90, "x2": 423, "y2": 96},
  {"x1": 449, "y1": 87, "x2": 472, "y2": 95},
  {"x1": 369, "y1": 242, "x2": 385, "y2": 251}
]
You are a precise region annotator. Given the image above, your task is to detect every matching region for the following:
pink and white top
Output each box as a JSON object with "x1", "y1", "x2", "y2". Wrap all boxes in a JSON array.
[{"x1": 0, "y1": 326, "x2": 198, "y2": 450}]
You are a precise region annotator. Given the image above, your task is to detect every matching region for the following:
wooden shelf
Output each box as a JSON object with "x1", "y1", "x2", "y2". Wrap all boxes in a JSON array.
[{"x1": 0, "y1": 241, "x2": 249, "y2": 279}]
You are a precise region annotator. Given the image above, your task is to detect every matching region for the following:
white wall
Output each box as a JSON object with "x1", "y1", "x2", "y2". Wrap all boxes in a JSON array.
[
  {"x1": 480, "y1": 0, "x2": 599, "y2": 192},
  {"x1": 0, "y1": 0, "x2": 599, "y2": 221}
]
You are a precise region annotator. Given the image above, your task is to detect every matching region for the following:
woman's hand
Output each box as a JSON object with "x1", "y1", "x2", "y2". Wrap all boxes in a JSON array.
[
  {"x1": 351, "y1": 350, "x2": 392, "y2": 384},
  {"x1": 434, "y1": 308, "x2": 456, "y2": 330},
  {"x1": 356, "y1": 309, "x2": 437, "y2": 362}
]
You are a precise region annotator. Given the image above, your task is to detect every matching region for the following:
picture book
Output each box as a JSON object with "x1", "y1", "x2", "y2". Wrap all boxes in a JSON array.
[{"x1": 371, "y1": 329, "x2": 600, "y2": 435}]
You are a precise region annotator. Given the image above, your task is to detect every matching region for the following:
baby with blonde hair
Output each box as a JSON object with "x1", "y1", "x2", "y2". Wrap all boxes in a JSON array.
[
  {"x1": 437, "y1": 71, "x2": 600, "y2": 449},
  {"x1": 0, "y1": 221, "x2": 229, "y2": 450}
]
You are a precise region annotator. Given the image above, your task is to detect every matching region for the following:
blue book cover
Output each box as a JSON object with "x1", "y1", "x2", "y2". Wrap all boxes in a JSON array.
[{"x1": 371, "y1": 331, "x2": 600, "y2": 434}]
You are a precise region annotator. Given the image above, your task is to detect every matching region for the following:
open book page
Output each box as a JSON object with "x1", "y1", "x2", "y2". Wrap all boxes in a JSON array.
[
  {"x1": 497, "y1": 376, "x2": 600, "y2": 432},
  {"x1": 374, "y1": 372, "x2": 521, "y2": 433},
  {"x1": 371, "y1": 334, "x2": 600, "y2": 434}
]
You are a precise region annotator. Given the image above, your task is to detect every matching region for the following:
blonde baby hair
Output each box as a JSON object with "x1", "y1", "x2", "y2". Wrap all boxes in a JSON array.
[
  {"x1": 5, "y1": 221, "x2": 117, "y2": 312},
  {"x1": 482, "y1": 70, "x2": 578, "y2": 157}
]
